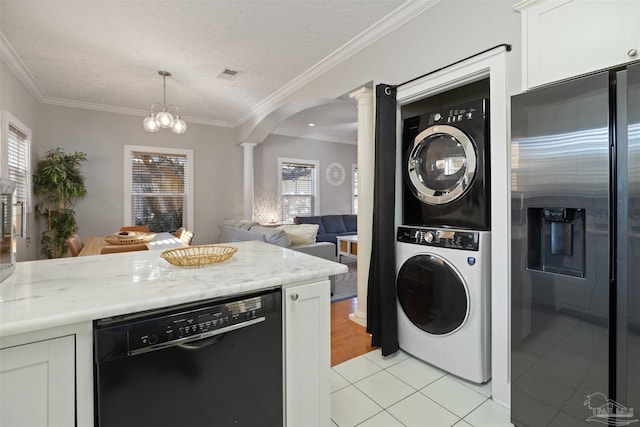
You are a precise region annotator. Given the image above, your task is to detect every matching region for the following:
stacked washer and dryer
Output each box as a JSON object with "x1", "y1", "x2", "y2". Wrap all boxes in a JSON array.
[{"x1": 397, "y1": 97, "x2": 491, "y2": 384}]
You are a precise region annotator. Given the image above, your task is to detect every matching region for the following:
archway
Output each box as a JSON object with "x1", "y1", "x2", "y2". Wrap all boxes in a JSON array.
[{"x1": 238, "y1": 97, "x2": 357, "y2": 220}]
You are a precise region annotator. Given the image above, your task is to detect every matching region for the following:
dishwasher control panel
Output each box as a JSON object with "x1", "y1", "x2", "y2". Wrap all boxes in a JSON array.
[
  {"x1": 127, "y1": 296, "x2": 265, "y2": 353},
  {"x1": 94, "y1": 289, "x2": 278, "y2": 360}
]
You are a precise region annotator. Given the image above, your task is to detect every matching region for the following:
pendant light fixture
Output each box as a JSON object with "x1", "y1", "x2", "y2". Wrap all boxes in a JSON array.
[{"x1": 143, "y1": 71, "x2": 187, "y2": 134}]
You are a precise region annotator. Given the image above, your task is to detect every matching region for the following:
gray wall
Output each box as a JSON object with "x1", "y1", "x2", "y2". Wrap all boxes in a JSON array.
[
  {"x1": 0, "y1": 58, "x2": 40, "y2": 261},
  {"x1": 38, "y1": 105, "x2": 243, "y2": 248},
  {"x1": 254, "y1": 134, "x2": 357, "y2": 222}
]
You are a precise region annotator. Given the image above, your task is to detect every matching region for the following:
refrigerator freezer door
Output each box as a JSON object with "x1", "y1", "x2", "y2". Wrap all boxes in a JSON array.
[
  {"x1": 511, "y1": 72, "x2": 610, "y2": 427},
  {"x1": 618, "y1": 62, "x2": 640, "y2": 416}
]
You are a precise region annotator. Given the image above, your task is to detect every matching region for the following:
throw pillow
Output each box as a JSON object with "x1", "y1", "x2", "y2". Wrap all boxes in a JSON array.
[
  {"x1": 278, "y1": 224, "x2": 319, "y2": 246},
  {"x1": 294, "y1": 216, "x2": 326, "y2": 234},
  {"x1": 249, "y1": 225, "x2": 291, "y2": 248}
]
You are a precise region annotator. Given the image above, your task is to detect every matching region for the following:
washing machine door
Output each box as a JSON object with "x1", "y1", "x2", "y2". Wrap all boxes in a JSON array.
[
  {"x1": 397, "y1": 254, "x2": 469, "y2": 335},
  {"x1": 407, "y1": 125, "x2": 477, "y2": 205}
]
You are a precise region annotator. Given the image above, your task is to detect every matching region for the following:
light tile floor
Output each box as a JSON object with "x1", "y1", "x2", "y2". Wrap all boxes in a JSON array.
[{"x1": 331, "y1": 349, "x2": 513, "y2": 427}]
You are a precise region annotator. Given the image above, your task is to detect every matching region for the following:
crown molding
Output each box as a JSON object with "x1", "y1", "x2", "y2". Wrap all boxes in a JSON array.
[
  {"x1": 42, "y1": 97, "x2": 234, "y2": 128},
  {"x1": 0, "y1": 31, "x2": 47, "y2": 102},
  {"x1": 513, "y1": 0, "x2": 546, "y2": 12},
  {"x1": 234, "y1": 0, "x2": 439, "y2": 127}
]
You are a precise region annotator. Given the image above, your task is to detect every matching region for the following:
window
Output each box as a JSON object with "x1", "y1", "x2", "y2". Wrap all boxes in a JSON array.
[
  {"x1": 124, "y1": 145, "x2": 193, "y2": 233},
  {"x1": 352, "y1": 164, "x2": 358, "y2": 215},
  {"x1": 278, "y1": 158, "x2": 319, "y2": 224},
  {"x1": 3, "y1": 112, "x2": 31, "y2": 212}
]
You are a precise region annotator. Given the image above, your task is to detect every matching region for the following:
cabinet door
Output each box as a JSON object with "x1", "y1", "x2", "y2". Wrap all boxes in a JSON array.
[
  {"x1": 284, "y1": 280, "x2": 330, "y2": 427},
  {"x1": 0, "y1": 335, "x2": 75, "y2": 427},
  {"x1": 522, "y1": 0, "x2": 640, "y2": 88}
]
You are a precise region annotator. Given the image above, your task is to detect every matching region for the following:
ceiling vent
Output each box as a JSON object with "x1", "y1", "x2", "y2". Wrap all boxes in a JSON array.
[{"x1": 218, "y1": 68, "x2": 240, "y2": 80}]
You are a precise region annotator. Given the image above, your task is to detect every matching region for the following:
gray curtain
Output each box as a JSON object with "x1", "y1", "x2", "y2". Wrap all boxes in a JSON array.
[{"x1": 366, "y1": 84, "x2": 399, "y2": 356}]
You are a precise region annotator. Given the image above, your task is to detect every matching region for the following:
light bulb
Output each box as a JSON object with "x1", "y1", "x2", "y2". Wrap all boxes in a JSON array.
[
  {"x1": 143, "y1": 113, "x2": 159, "y2": 132},
  {"x1": 156, "y1": 110, "x2": 174, "y2": 128},
  {"x1": 171, "y1": 116, "x2": 187, "y2": 134}
]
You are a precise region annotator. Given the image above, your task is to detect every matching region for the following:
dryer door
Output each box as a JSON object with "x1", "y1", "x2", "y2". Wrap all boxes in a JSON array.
[
  {"x1": 397, "y1": 254, "x2": 469, "y2": 335},
  {"x1": 407, "y1": 125, "x2": 477, "y2": 205}
]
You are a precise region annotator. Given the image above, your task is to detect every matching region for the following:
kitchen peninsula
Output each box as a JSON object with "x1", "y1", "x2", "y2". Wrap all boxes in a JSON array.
[{"x1": 0, "y1": 240, "x2": 347, "y2": 426}]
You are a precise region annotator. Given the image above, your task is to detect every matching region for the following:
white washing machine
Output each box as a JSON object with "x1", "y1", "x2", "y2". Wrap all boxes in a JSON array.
[{"x1": 396, "y1": 226, "x2": 491, "y2": 383}]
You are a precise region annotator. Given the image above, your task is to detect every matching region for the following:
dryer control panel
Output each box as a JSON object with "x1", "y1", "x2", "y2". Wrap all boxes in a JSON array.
[
  {"x1": 397, "y1": 226, "x2": 479, "y2": 251},
  {"x1": 428, "y1": 106, "x2": 480, "y2": 125}
]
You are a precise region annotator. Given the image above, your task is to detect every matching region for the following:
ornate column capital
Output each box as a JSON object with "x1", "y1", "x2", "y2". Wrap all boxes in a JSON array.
[
  {"x1": 240, "y1": 141, "x2": 258, "y2": 150},
  {"x1": 349, "y1": 86, "x2": 373, "y2": 99}
]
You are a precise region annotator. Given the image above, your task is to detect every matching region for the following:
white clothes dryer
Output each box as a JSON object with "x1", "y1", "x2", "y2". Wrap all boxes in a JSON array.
[{"x1": 396, "y1": 226, "x2": 491, "y2": 383}]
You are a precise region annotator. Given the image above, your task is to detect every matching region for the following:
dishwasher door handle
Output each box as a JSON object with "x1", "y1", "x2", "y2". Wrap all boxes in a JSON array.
[
  {"x1": 177, "y1": 334, "x2": 225, "y2": 351},
  {"x1": 128, "y1": 316, "x2": 266, "y2": 356}
]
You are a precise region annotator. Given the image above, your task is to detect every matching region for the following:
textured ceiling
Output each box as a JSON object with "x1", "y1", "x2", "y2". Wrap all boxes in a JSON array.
[{"x1": 0, "y1": 0, "x2": 413, "y2": 136}]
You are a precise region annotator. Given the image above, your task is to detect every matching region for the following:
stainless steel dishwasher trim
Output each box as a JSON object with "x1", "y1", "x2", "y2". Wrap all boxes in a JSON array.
[{"x1": 128, "y1": 316, "x2": 265, "y2": 356}]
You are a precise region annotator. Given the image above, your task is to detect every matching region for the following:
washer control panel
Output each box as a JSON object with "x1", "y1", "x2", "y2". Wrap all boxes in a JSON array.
[{"x1": 397, "y1": 226, "x2": 480, "y2": 251}]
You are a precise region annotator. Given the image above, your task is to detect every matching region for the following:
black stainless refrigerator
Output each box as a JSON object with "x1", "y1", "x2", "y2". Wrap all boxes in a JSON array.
[{"x1": 511, "y1": 63, "x2": 640, "y2": 427}]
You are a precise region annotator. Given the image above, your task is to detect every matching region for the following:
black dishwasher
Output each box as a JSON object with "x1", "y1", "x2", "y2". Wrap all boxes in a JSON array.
[{"x1": 94, "y1": 288, "x2": 283, "y2": 427}]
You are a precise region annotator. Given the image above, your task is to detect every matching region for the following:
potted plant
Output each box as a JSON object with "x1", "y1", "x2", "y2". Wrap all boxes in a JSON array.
[{"x1": 33, "y1": 148, "x2": 87, "y2": 258}]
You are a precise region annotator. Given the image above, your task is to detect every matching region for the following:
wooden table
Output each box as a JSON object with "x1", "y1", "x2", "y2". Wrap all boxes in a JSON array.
[
  {"x1": 336, "y1": 234, "x2": 357, "y2": 263},
  {"x1": 78, "y1": 232, "x2": 188, "y2": 256}
]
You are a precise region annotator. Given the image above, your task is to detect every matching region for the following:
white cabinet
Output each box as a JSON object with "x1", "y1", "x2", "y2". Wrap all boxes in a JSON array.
[
  {"x1": 284, "y1": 280, "x2": 331, "y2": 427},
  {"x1": 0, "y1": 335, "x2": 75, "y2": 427},
  {"x1": 516, "y1": 0, "x2": 640, "y2": 89}
]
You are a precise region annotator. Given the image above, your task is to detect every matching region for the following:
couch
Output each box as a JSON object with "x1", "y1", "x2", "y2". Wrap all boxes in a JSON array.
[
  {"x1": 218, "y1": 220, "x2": 338, "y2": 292},
  {"x1": 294, "y1": 214, "x2": 357, "y2": 245}
]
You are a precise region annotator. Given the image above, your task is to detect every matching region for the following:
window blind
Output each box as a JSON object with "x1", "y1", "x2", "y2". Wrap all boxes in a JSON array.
[
  {"x1": 7, "y1": 124, "x2": 30, "y2": 207},
  {"x1": 129, "y1": 151, "x2": 188, "y2": 232},
  {"x1": 281, "y1": 162, "x2": 316, "y2": 223}
]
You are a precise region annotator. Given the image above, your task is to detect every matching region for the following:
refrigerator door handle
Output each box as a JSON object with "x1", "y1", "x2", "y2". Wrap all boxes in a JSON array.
[{"x1": 615, "y1": 68, "x2": 628, "y2": 404}]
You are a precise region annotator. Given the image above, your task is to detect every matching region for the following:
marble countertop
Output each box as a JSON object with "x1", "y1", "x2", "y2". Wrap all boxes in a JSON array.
[{"x1": 0, "y1": 241, "x2": 347, "y2": 338}]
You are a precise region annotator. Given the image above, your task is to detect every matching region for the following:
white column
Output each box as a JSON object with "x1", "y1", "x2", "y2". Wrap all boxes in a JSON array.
[
  {"x1": 240, "y1": 142, "x2": 257, "y2": 221},
  {"x1": 349, "y1": 87, "x2": 374, "y2": 327}
]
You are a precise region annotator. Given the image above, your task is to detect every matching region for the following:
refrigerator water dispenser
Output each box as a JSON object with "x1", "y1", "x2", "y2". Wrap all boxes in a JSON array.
[{"x1": 527, "y1": 207, "x2": 585, "y2": 277}]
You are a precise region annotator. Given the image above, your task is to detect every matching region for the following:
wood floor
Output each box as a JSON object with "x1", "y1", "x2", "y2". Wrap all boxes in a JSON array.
[{"x1": 331, "y1": 296, "x2": 377, "y2": 366}]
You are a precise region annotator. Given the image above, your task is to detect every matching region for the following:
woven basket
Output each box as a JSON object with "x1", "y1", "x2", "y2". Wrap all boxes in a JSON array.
[
  {"x1": 104, "y1": 232, "x2": 156, "y2": 245},
  {"x1": 160, "y1": 245, "x2": 238, "y2": 267}
]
